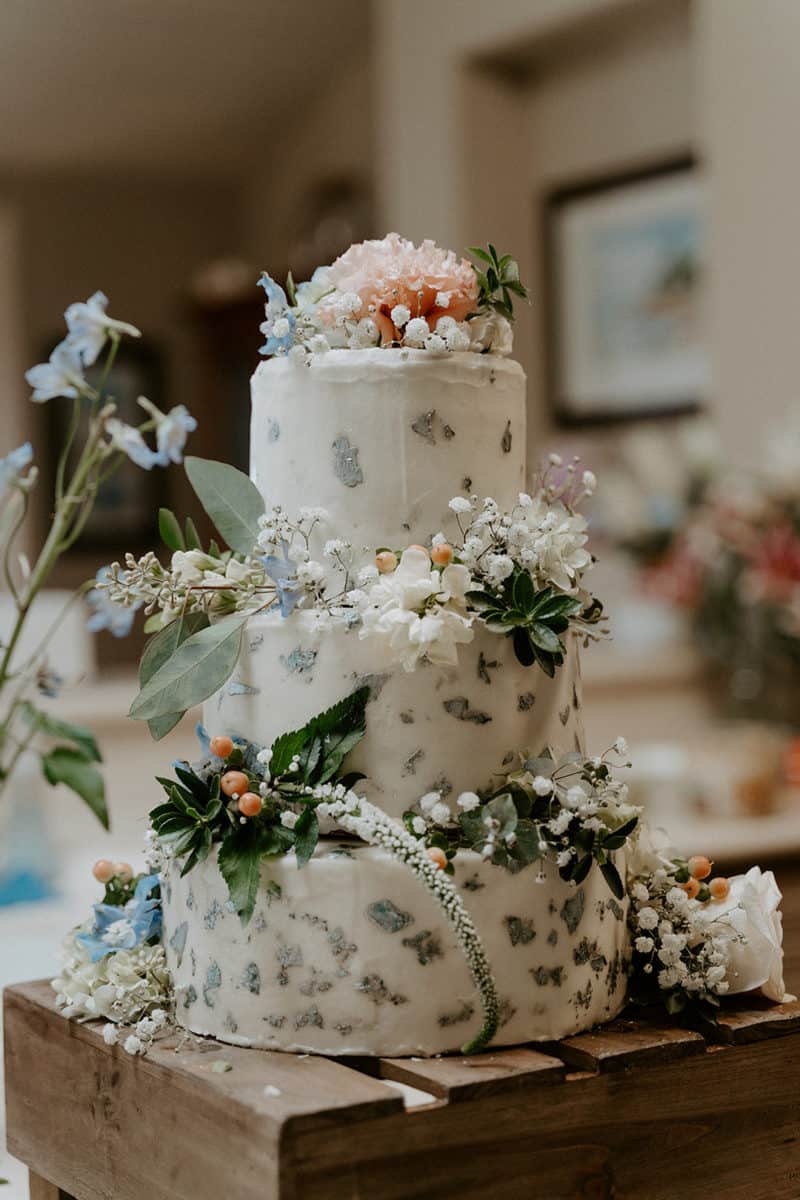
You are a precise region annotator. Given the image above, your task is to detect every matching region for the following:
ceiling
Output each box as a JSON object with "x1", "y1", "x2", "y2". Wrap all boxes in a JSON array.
[{"x1": 0, "y1": 0, "x2": 369, "y2": 174}]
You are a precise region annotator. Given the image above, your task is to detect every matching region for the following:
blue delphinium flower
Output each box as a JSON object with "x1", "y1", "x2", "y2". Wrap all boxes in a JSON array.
[
  {"x1": 263, "y1": 540, "x2": 304, "y2": 617},
  {"x1": 25, "y1": 340, "x2": 88, "y2": 402},
  {"x1": 64, "y1": 291, "x2": 141, "y2": 367},
  {"x1": 258, "y1": 272, "x2": 296, "y2": 356},
  {"x1": 105, "y1": 418, "x2": 160, "y2": 469},
  {"x1": 86, "y1": 566, "x2": 142, "y2": 637},
  {"x1": 0, "y1": 443, "x2": 33, "y2": 500},
  {"x1": 77, "y1": 874, "x2": 161, "y2": 963}
]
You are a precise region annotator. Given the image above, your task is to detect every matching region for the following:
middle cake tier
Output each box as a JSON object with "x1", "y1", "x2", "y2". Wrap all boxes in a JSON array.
[{"x1": 205, "y1": 612, "x2": 584, "y2": 820}]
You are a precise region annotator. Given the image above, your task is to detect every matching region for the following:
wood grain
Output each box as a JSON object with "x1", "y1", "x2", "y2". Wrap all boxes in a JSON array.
[
  {"x1": 710, "y1": 995, "x2": 800, "y2": 1044},
  {"x1": 288, "y1": 1034, "x2": 800, "y2": 1200},
  {"x1": 553, "y1": 1015, "x2": 706, "y2": 1073},
  {"x1": 4, "y1": 980, "x2": 401, "y2": 1200},
  {"x1": 27, "y1": 1173, "x2": 68, "y2": 1200},
  {"x1": 377, "y1": 1046, "x2": 566, "y2": 1101}
]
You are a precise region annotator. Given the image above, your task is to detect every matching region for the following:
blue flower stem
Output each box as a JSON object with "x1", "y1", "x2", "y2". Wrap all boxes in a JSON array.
[{"x1": 0, "y1": 334, "x2": 125, "y2": 785}]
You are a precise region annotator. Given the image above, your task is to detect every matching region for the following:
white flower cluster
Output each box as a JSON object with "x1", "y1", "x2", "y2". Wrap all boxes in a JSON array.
[
  {"x1": 448, "y1": 491, "x2": 592, "y2": 594},
  {"x1": 404, "y1": 742, "x2": 639, "y2": 885},
  {"x1": 631, "y1": 879, "x2": 734, "y2": 998},
  {"x1": 52, "y1": 929, "x2": 172, "y2": 1053},
  {"x1": 356, "y1": 546, "x2": 474, "y2": 671},
  {"x1": 629, "y1": 832, "x2": 791, "y2": 1007},
  {"x1": 320, "y1": 792, "x2": 499, "y2": 1054},
  {"x1": 97, "y1": 548, "x2": 270, "y2": 628}
]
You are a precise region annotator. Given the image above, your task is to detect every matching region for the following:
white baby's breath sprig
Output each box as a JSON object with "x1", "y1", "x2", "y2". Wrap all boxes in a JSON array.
[{"x1": 323, "y1": 793, "x2": 499, "y2": 1055}]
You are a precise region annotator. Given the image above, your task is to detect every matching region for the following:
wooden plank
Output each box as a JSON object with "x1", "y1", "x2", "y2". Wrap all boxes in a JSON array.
[
  {"x1": 378, "y1": 1046, "x2": 565, "y2": 1102},
  {"x1": 28, "y1": 1173, "x2": 67, "y2": 1200},
  {"x1": 4, "y1": 981, "x2": 402, "y2": 1200},
  {"x1": 550, "y1": 1015, "x2": 706, "y2": 1073},
  {"x1": 710, "y1": 995, "x2": 800, "y2": 1045},
  {"x1": 287, "y1": 1032, "x2": 800, "y2": 1200}
]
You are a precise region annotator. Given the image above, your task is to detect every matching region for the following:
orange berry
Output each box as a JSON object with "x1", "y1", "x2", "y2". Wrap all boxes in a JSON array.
[
  {"x1": 92, "y1": 859, "x2": 115, "y2": 884},
  {"x1": 431, "y1": 543, "x2": 454, "y2": 566},
  {"x1": 113, "y1": 862, "x2": 133, "y2": 884},
  {"x1": 426, "y1": 846, "x2": 447, "y2": 871},
  {"x1": 709, "y1": 876, "x2": 731, "y2": 901},
  {"x1": 680, "y1": 877, "x2": 701, "y2": 900},
  {"x1": 408, "y1": 544, "x2": 430, "y2": 557},
  {"x1": 210, "y1": 735, "x2": 234, "y2": 759},
  {"x1": 688, "y1": 854, "x2": 713, "y2": 880},
  {"x1": 238, "y1": 792, "x2": 263, "y2": 817},
  {"x1": 221, "y1": 770, "x2": 249, "y2": 798},
  {"x1": 375, "y1": 550, "x2": 398, "y2": 574}
]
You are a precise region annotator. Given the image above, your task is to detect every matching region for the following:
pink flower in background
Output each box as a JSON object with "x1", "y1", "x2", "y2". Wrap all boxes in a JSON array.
[
  {"x1": 745, "y1": 522, "x2": 800, "y2": 602},
  {"x1": 324, "y1": 233, "x2": 478, "y2": 344}
]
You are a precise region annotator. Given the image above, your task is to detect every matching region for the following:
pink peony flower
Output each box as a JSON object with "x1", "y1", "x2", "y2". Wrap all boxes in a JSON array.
[{"x1": 323, "y1": 233, "x2": 478, "y2": 344}]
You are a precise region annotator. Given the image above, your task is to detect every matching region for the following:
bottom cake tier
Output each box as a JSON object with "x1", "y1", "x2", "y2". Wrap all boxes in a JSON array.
[{"x1": 161, "y1": 843, "x2": 630, "y2": 1056}]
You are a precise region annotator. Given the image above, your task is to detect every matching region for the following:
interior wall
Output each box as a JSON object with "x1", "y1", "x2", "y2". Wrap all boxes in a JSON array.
[
  {"x1": 0, "y1": 171, "x2": 243, "y2": 570},
  {"x1": 241, "y1": 56, "x2": 373, "y2": 271},
  {"x1": 696, "y1": 0, "x2": 800, "y2": 466},
  {"x1": 522, "y1": 0, "x2": 695, "y2": 450}
]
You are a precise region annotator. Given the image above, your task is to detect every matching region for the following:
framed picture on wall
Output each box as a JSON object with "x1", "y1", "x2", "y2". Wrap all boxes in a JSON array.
[{"x1": 543, "y1": 157, "x2": 708, "y2": 425}]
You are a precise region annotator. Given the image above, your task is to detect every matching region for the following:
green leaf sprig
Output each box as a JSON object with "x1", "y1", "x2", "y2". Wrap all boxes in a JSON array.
[
  {"x1": 149, "y1": 686, "x2": 370, "y2": 925},
  {"x1": 404, "y1": 747, "x2": 638, "y2": 900},
  {"x1": 466, "y1": 567, "x2": 583, "y2": 675},
  {"x1": 468, "y1": 244, "x2": 529, "y2": 321}
]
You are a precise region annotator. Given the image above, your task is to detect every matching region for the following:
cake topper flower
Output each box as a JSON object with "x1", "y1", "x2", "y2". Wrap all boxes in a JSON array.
[
  {"x1": 322, "y1": 233, "x2": 478, "y2": 344},
  {"x1": 254, "y1": 234, "x2": 527, "y2": 358}
]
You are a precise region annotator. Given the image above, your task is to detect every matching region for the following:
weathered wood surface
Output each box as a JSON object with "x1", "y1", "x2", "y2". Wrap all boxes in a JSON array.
[
  {"x1": 27, "y1": 1173, "x2": 70, "y2": 1200},
  {"x1": 6, "y1": 977, "x2": 800, "y2": 1200}
]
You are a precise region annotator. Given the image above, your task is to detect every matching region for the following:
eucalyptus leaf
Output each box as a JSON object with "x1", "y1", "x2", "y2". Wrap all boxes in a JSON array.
[
  {"x1": 159, "y1": 508, "x2": 185, "y2": 552},
  {"x1": 184, "y1": 516, "x2": 202, "y2": 550},
  {"x1": 41, "y1": 747, "x2": 108, "y2": 829},
  {"x1": 130, "y1": 613, "x2": 248, "y2": 721},
  {"x1": 139, "y1": 610, "x2": 210, "y2": 739},
  {"x1": 185, "y1": 457, "x2": 264, "y2": 554}
]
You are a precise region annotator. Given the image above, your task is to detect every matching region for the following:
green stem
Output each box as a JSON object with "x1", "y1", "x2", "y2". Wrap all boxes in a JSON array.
[
  {"x1": 2, "y1": 491, "x2": 29, "y2": 603},
  {"x1": 55, "y1": 396, "x2": 82, "y2": 504}
]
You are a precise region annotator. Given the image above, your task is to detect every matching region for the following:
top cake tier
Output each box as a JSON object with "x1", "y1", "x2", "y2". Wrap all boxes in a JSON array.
[{"x1": 250, "y1": 348, "x2": 526, "y2": 550}]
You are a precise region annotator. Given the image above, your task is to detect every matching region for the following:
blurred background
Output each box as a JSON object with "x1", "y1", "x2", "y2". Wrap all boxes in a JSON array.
[{"x1": 1, "y1": 0, "x2": 800, "y2": 1187}]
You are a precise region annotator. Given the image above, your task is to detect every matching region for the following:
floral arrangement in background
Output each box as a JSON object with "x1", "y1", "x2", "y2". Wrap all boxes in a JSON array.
[
  {"x1": 87, "y1": 452, "x2": 604, "y2": 737},
  {"x1": 0, "y1": 292, "x2": 195, "y2": 825},
  {"x1": 257, "y1": 235, "x2": 528, "y2": 360},
  {"x1": 606, "y1": 417, "x2": 800, "y2": 724},
  {"x1": 52, "y1": 862, "x2": 172, "y2": 1055}
]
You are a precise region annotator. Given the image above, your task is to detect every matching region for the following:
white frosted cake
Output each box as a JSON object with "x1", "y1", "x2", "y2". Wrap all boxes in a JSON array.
[
  {"x1": 160, "y1": 272, "x2": 629, "y2": 1053},
  {"x1": 54, "y1": 236, "x2": 791, "y2": 1063}
]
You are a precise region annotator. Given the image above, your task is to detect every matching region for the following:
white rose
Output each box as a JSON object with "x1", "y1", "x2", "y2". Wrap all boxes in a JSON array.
[
  {"x1": 467, "y1": 311, "x2": 513, "y2": 356},
  {"x1": 694, "y1": 867, "x2": 793, "y2": 1002}
]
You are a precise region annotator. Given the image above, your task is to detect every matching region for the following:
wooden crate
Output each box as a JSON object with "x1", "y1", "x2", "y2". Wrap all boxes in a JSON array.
[{"x1": 5, "y1": 980, "x2": 800, "y2": 1200}]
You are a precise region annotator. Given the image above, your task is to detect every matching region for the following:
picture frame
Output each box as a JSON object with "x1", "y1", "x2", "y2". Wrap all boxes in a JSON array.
[{"x1": 543, "y1": 156, "x2": 708, "y2": 426}]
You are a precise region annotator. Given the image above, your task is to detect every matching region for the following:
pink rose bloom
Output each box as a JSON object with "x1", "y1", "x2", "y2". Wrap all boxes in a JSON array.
[{"x1": 324, "y1": 233, "x2": 478, "y2": 344}]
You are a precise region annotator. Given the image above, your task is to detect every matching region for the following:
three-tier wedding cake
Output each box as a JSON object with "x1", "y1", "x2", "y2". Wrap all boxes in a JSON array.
[{"x1": 54, "y1": 235, "x2": 790, "y2": 1061}]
